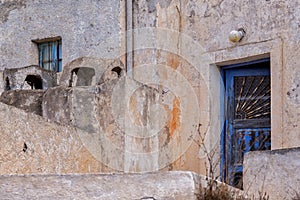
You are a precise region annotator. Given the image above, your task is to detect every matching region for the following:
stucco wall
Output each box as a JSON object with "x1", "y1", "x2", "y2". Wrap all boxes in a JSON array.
[
  {"x1": 131, "y1": 0, "x2": 300, "y2": 177},
  {"x1": 0, "y1": 0, "x2": 300, "y2": 186},
  {"x1": 0, "y1": 101, "x2": 244, "y2": 198},
  {"x1": 0, "y1": 102, "x2": 112, "y2": 174},
  {"x1": 0, "y1": 0, "x2": 122, "y2": 70}
]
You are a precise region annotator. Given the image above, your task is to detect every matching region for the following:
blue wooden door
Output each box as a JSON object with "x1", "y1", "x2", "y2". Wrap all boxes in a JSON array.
[{"x1": 222, "y1": 59, "x2": 271, "y2": 188}]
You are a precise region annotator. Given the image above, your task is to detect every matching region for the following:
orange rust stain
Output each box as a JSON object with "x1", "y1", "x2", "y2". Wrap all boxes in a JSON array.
[
  {"x1": 167, "y1": 97, "x2": 181, "y2": 139},
  {"x1": 167, "y1": 54, "x2": 180, "y2": 70}
]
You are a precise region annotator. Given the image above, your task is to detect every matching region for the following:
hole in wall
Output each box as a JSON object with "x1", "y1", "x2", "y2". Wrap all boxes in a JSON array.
[
  {"x1": 111, "y1": 67, "x2": 122, "y2": 78},
  {"x1": 69, "y1": 67, "x2": 95, "y2": 87},
  {"x1": 25, "y1": 75, "x2": 43, "y2": 89},
  {"x1": 23, "y1": 142, "x2": 27, "y2": 152},
  {"x1": 5, "y1": 77, "x2": 11, "y2": 91}
]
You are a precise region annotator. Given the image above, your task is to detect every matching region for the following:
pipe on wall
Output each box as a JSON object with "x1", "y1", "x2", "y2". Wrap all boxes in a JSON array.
[{"x1": 125, "y1": 0, "x2": 134, "y2": 78}]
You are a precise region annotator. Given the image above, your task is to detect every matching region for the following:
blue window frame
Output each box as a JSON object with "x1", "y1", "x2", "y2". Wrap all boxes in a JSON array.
[{"x1": 38, "y1": 40, "x2": 62, "y2": 72}]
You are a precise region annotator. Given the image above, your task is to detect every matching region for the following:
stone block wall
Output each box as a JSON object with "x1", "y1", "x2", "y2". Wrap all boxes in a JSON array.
[
  {"x1": 3, "y1": 65, "x2": 57, "y2": 90},
  {"x1": 0, "y1": 90, "x2": 44, "y2": 116},
  {"x1": 243, "y1": 147, "x2": 300, "y2": 200}
]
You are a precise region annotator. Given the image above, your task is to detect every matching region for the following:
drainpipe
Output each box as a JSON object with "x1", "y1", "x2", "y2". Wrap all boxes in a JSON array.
[{"x1": 125, "y1": 0, "x2": 133, "y2": 78}]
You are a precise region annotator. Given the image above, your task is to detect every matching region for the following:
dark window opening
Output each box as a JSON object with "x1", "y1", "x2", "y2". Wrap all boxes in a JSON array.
[
  {"x1": 69, "y1": 67, "x2": 95, "y2": 87},
  {"x1": 35, "y1": 38, "x2": 62, "y2": 72},
  {"x1": 25, "y1": 75, "x2": 43, "y2": 89},
  {"x1": 5, "y1": 77, "x2": 11, "y2": 91}
]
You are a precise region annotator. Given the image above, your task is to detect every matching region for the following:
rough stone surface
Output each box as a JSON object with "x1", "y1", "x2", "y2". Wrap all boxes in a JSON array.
[
  {"x1": 0, "y1": 0, "x2": 26, "y2": 23},
  {"x1": 43, "y1": 73, "x2": 198, "y2": 172},
  {"x1": 0, "y1": 1, "x2": 300, "y2": 198},
  {"x1": 0, "y1": 0, "x2": 122, "y2": 70},
  {"x1": 42, "y1": 86, "x2": 73, "y2": 125},
  {"x1": 3, "y1": 65, "x2": 57, "y2": 90},
  {"x1": 0, "y1": 90, "x2": 44, "y2": 115},
  {"x1": 131, "y1": 0, "x2": 300, "y2": 177},
  {"x1": 0, "y1": 171, "x2": 245, "y2": 200},
  {"x1": 59, "y1": 57, "x2": 124, "y2": 87},
  {"x1": 243, "y1": 147, "x2": 300, "y2": 200},
  {"x1": 0, "y1": 102, "x2": 112, "y2": 175},
  {"x1": 0, "y1": 172, "x2": 199, "y2": 199}
]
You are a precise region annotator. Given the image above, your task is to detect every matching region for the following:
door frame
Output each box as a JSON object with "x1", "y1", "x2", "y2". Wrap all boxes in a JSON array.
[{"x1": 220, "y1": 57, "x2": 271, "y2": 186}]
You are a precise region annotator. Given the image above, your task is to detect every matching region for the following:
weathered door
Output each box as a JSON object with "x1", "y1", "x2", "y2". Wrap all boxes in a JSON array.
[{"x1": 222, "y1": 59, "x2": 271, "y2": 188}]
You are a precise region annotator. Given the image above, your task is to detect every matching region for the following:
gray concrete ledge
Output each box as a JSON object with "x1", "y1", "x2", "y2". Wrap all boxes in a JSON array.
[{"x1": 0, "y1": 171, "x2": 201, "y2": 200}]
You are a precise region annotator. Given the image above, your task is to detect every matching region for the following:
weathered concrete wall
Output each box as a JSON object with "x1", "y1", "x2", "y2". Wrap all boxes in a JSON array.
[
  {"x1": 0, "y1": 171, "x2": 245, "y2": 200},
  {"x1": 0, "y1": 0, "x2": 122, "y2": 70},
  {"x1": 43, "y1": 57, "x2": 125, "y2": 125},
  {"x1": 282, "y1": 39, "x2": 300, "y2": 149},
  {"x1": 42, "y1": 86, "x2": 73, "y2": 124},
  {"x1": 200, "y1": 0, "x2": 300, "y2": 151},
  {"x1": 59, "y1": 57, "x2": 124, "y2": 86},
  {"x1": 0, "y1": 90, "x2": 44, "y2": 116},
  {"x1": 243, "y1": 148, "x2": 300, "y2": 200},
  {"x1": 132, "y1": 54, "x2": 206, "y2": 174},
  {"x1": 43, "y1": 74, "x2": 195, "y2": 172},
  {"x1": 131, "y1": 0, "x2": 300, "y2": 177},
  {"x1": 3, "y1": 65, "x2": 57, "y2": 90},
  {"x1": 0, "y1": 102, "x2": 113, "y2": 174},
  {"x1": 1, "y1": 0, "x2": 300, "y2": 186}
]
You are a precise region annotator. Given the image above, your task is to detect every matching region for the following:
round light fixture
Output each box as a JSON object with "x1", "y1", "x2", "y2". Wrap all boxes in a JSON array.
[{"x1": 229, "y1": 29, "x2": 245, "y2": 43}]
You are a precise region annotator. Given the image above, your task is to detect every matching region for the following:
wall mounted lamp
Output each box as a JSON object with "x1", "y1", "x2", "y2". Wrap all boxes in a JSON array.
[{"x1": 229, "y1": 29, "x2": 245, "y2": 43}]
